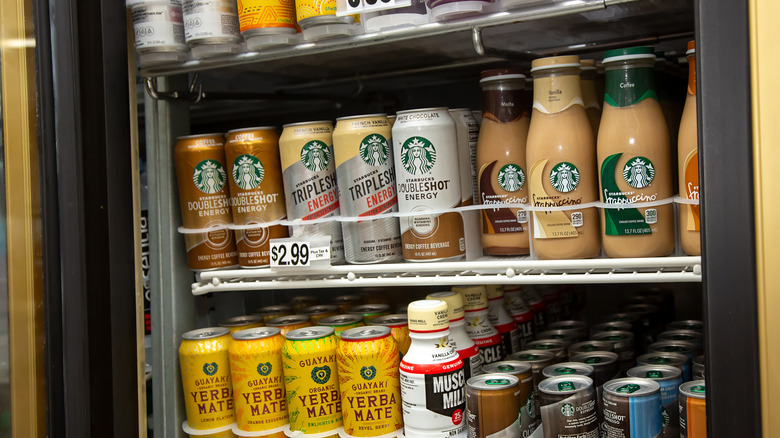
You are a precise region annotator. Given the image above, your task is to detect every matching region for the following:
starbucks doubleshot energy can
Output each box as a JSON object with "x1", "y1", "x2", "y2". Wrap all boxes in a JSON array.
[
  {"x1": 627, "y1": 365, "x2": 683, "y2": 438},
  {"x1": 225, "y1": 127, "x2": 289, "y2": 268},
  {"x1": 392, "y1": 108, "x2": 465, "y2": 262},
  {"x1": 228, "y1": 327, "x2": 288, "y2": 436},
  {"x1": 179, "y1": 327, "x2": 235, "y2": 430},
  {"x1": 481, "y1": 361, "x2": 535, "y2": 436},
  {"x1": 282, "y1": 327, "x2": 342, "y2": 436},
  {"x1": 318, "y1": 314, "x2": 365, "y2": 338},
  {"x1": 174, "y1": 134, "x2": 238, "y2": 271},
  {"x1": 338, "y1": 326, "x2": 403, "y2": 437},
  {"x1": 602, "y1": 378, "x2": 663, "y2": 438},
  {"x1": 679, "y1": 380, "x2": 706, "y2": 438},
  {"x1": 333, "y1": 114, "x2": 403, "y2": 264},
  {"x1": 637, "y1": 352, "x2": 691, "y2": 382},
  {"x1": 506, "y1": 350, "x2": 555, "y2": 426},
  {"x1": 370, "y1": 314, "x2": 412, "y2": 356},
  {"x1": 538, "y1": 376, "x2": 599, "y2": 438},
  {"x1": 279, "y1": 121, "x2": 345, "y2": 265},
  {"x1": 466, "y1": 374, "x2": 523, "y2": 438}
]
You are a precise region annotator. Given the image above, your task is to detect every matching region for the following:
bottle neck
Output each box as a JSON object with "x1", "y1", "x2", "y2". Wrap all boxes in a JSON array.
[
  {"x1": 532, "y1": 69, "x2": 584, "y2": 114},
  {"x1": 480, "y1": 79, "x2": 528, "y2": 123},
  {"x1": 687, "y1": 54, "x2": 697, "y2": 96},
  {"x1": 604, "y1": 58, "x2": 657, "y2": 107},
  {"x1": 409, "y1": 328, "x2": 451, "y2": 340}
]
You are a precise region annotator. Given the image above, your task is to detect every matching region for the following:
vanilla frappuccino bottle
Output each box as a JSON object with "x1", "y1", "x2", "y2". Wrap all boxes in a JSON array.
[
  {"x1": 526, "y1": 55, "x2": 601, "y2": 260},
  {"x1": 597, "y1": 46, "x2": 675, "y2": 258},
  {"x1": 580, "y1": 59, "x2": 602, "y2": 139},
  {"x1": 678, "y1": 41, "x2": 701, "y2": 256},
  {"x1": 476, "y1": 69, "x2": 531, "y2": 255}
]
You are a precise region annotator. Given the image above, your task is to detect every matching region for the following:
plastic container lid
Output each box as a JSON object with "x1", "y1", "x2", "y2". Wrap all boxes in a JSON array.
[
  {"x1": 430, "y1": 1, "x2": 487, "y2": 20},
  {"x1": 602, "y1": 46, "x2": 656, "y2": 63},
  {"x1": 530, "y1": 55, "x2": 581, "y2": 73},
  {"x1": 246, "y1": 33, "x2": 300, "y2": 52},
  {"x1": 407, "y1": 299, "x2": 450, "y2": 332},
  {"x1": 453, "y1": 285, "x2": 488, "y2": 311},
  {"x1": 302, "y1": 23, "x2": 355, "y2": 42},
  {"x1": 580, "y1": 59, "x2": 597, "y2": 70},
  {"x1": 426, "y1": 291, "x2": 466, "y2": 322},
  {"x1": 191, "y1": 42, "x2": 243, "y2": 59},
  {"x1": 479, "y1": 68, "x2": 527, "y2": 83}
]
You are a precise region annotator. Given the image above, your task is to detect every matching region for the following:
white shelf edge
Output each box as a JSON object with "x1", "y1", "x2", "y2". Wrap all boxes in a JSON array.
[{"x1": 190, "y1": 256, "x2": 702, "y2": 295}]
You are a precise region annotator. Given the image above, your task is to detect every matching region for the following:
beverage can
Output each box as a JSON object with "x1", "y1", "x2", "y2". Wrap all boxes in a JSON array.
[
  {"x1": 225, "y1": 127, "x2": 289, "y2": 268},
  {"x1": 266, "y1": 315, "x2": 312, "y2": 336},
  {"x1": 535, "y1": 329, "x2": 578, "y2": 343},
  {"x1": 480, "y1": 361, "x2": 535, "y2": 436},
  {"x1": 627, "y1": 365, "x2": 683, "y2": 438},
  {"x1": 348, "y1": 304, "x2": 391, "y2": 324},
  {"x1": 291, "y1": 295, "x2": 320, "y2": 311},
  {"x1": 537, "y1": 375, "x2": 599, "y2": 437},
  {"x1": 333, "y1": 114, "x2": 403, "y2": 264},
  {"x1": 318, "y1": 314, "x2": 365, "y2": 338},
  {"x1": 485, "y1": 286, "x2": 522, "y2": 355},
  {"x1": 298, "y1": 305, "x2": 339, "y2": 325},
  {"x1": 541, "y1": 362, "x2": 594, "y2": 379},
  {"x1": 692, "y1": 355, "x2": 705, "y2": 380},
  {"x1": 569, "y1": 351, "x2": 620, "y2": 388},
  {"x1": 679, "y1": 380, "x2": 706, "y2": 438},
  {"x1": 567, "y1": 340, "x2": 615, "y2": 358},
  {"x1": 237, "y1": 0, "x2": 296, "y2": 37},
  {"x1": 338, "y1": 327, "x2": 403, "y2": 437},
  {"x1": 181, "y1": 0, "x2": 241, "y2": 57},
  {"x1": 466, "y1": 374, "x2": 522, "y2": 438},
  {"x1": 130, "y1": 0, "x2": 189, "y2": 65},
  {"x1": 647, "y1": 340, "x2": 699, "y2": 359},
  {"x1": 426, "y1": 291, "x2": 483, "y2": 379},
  {"x1": 179, "y1": 327, "x2": 235, "y2": 430},
  {"x1": 333, "y1": 295, "x2": 364, "y2": 313},
  {"x1": 392, "y1": 108, "x2": 466, "y2": 262},
  {"x1": 666, "y1": 320, "x2": 703, "y2": 332},
  {"x1": 219, "y1": 315, "x2": 265, "y2": 333},
  {"x1": 228, "y1": 327, "x2": 288, "y2": 435},
  {"x1": 524, "y1": 339, "x2": 568, "y2": 362},
  {"x1": 547, "y1": 320, "x2": 588, "y2": 342},
  {"x1": 591, "y1": 330, "x2": 636, "y2": 374},
  {"x1": 282, "y1": 327, "x2": 342, "y2": 435},
  {"x1": 636, "y1": 352, "x2": 692, "y2": 382},
  {"x1": 656, "y1": 330, "x2": 703, "y2": 349},
  {"x1": 506, "y1": 350, "x2": 555, "y2": 426},
  {"x1": 174, "y1": 133, "x2": 238, "y2": 271},
  {"x1": 370, "y1": 314, "x2": 412, "y2": 356},
  {"x1": 589, "y1": 321, "x2": 633, "y2": 336},
  {"x1": 279, "y1": 121, "x2": 345, "y2": 265},
  {"x1": 255, "y1": 305, "x2": 293, "y2": 323},
  {"x1": 602, "y1": 377, "x2": 663, "y2": 438}
]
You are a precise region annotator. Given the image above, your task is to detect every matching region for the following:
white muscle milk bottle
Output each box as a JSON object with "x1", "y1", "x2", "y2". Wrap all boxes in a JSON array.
[
  {"x1": 427, "y1": 291, "x2": 483, "y2": 379},
  {"x1": 485, "y1": 285, "x2": 522, "y2": 355},
  {"x1": 453, "y1": 286, "x2": 505, "y2": 365},
  {"x1": 401, "y1": 300, "x2": 467, "y2": 438}
]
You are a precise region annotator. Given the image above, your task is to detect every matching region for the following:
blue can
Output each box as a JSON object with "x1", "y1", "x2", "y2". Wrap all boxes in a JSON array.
[
  {"x1": 602, "y1": 377, "x2": 662, "y2": 438},
  {"x1": 627, "y1": 365, "x2": 683, "y2": 438},
  {"x1": 636, "y1": 351, "x2": 692, "y2": 382}
]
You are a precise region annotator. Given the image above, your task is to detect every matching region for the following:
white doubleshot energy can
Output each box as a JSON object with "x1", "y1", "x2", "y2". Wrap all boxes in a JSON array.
[
  {"x1": 279, "y1": 120, "x2": 346, "y2": 265},
  {"x1": 392, "y1": 108, "x2": 465, "y2": 262},
  {"x1": 333, "y1": 114, "x2": 403, "y2": 264},
  {"x1": 128, "y1": 0, "x2": 189, "y2": 65}
]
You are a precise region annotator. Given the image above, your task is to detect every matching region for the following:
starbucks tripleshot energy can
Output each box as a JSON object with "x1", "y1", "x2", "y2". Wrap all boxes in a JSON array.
[
  {"x1": 333, "y1": 114, "x2": 403, "y2": 264},
  {"x1": 174, "y1": 133, "x2": 238, "y2": 271},
  {"x1": 602, "y1": 378, "x2": 663, "y2": 438},
  {"x1": 679, "y1": 380, "x2": 706, "y2": 438},
  {"x1": 337, "y1": 327, "x2": 403, "y2": 437},
  {"x1": 318, "y1": 314, "x2": 365, "y2": 338},
  {"x1": 466, "y1": 374, "x2": 522, "y2": 438},
  {"x1": 481, "y1": 361, "x2": 536, "y2": 436},
  {"x1": 228, "y1": 327, "x2": 288, "y2": 436},
  {"x1": 627, "y1": 365, "x2": 683, "y2": 438},
  {"x1": 392, "y1": 108, "x2": 466, "y2": 262},
  {"x1": 370, "y1": 314, "x2": 412, "y2": 357},
  {"x1": 179, "y1": 327, "x2": 235, "y2": 430},
  {"x1": 266, "y1": 315, "x2": 312, "y2": 337},
  {"x1": 279, "y1": 121, "x2": 346, "y2": 265},
  {"x1": 225, "y1": 127, "x2": 289, "y2": 268},
  {"x1": 219, "y1": 315, "x2": 265, "y2": 333},
  {"x1": 282, "y1": 327, "x2": 343, "y2": 436},
  {"x1": 538, "y1": 375, "x2": 599, "y2": 438}
]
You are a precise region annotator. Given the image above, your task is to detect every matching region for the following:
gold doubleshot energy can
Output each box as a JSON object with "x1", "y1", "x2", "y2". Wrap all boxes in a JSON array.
[
  {"x1": 225, "y1": 127, "x2": 289, "y2": 268},
  {"x1": 282, "y1": 326, "x2": 343, "y2": 436},
  {"x1": 299, "y1": 304, "x2": 339, "y2": 325},
  {"x1": 332, "y1": 114, "x2": 403, "y2": 264},
  {"x1": 267, "y1": 315, "x2": 313, "y2": 337},
  {"x1": 179, "y1": 327, "x2": 235, "y2": 430},
  {"x1": 174, "y1": 133, "x2": 238, "y2": 271},
  {"x1": 256, "y1": 304, "x2": 294, "y2": 323},
  {"x1": 279, "y1": 121, "x2": 345, "y2": 265},
  {"x1": 337, "y1": 326, "x2": 403, "y2": 437},
  {"x1": 219, "y1": 315, "x2": 265, "y2": 333},
  {"x1": 318, "y1": 314, "x2": 366, "y2": 338},
  {"x1": 369, "y1": 314, "x2": 411, "y2": 357},
  {"x1": 228, "y1": 327, "x2": 288, "y2": 436}
]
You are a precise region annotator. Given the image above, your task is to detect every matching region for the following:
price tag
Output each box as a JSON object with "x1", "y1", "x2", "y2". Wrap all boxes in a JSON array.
[
  {"x1": 336, "y1": 0, "x2": 411, "y2": 15},
  {"x1": 269, "y1": 237, "x2": 331, "y2": 269}
]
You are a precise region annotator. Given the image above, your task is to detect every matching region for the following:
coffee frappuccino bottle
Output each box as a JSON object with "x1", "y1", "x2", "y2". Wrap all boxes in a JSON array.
[
  {"x1": 597, "y1": 46, "x2": 675, "y2": 258},
  {"x1": 476, "y1": 69, "x2": 531, "y2": 255},
  {"x1": 678, "y1": 41, "x2": 701, "y2": 256},
  {"x1": 526, "y1": 55, "x2": 601, "y2": 260}
]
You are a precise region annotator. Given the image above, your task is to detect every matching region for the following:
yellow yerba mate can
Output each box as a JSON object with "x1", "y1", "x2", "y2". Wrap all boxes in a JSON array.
[
  {"x1": 179, "y1": 327, "x2": 235, "y2": 430},
  {"x1": 318, "y1": 314, "x2": 365, "y2": 338},
  {"x1": 255, "y1": 304, "x2": 294, "y2": 323},
  {"x1": 267, "y1": 315, "x2": 312, "y2": 337},
  {"x1": 338, "y1": 326, "x2": 403, "y2": 437},
  {"x1": 188, "y1": 430, "x2": 238, "y2": 438},
  {"x1": 229, "y1": 327, "x2": 288, "y2": 436},
  {"x1": 282, "y1": 327, "x2": 342, "y2": 436},
  {"x1": 219, "y1": 315, "x2": 265, "y2": 334},
  {"x1": 369, "y1": 314, "x2": 411, "y2": 357},
  {"x1": 299, "y1": 305, "x2": 340, "y2": 325}
]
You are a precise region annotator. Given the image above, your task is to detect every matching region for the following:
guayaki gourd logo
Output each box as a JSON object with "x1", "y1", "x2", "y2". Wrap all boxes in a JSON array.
[
  {"x1": 561, "y1": 403, "x2": 575, "y2": 417},
  {"x1": 203, "y1": 362, "x2": 218, "y2": 376},
  {"x1": 233, "y1": 155, "x2": 264, "y2": 190},
  {"x1": 623, "y1": 156, "x2": 655, "y2": 188},
  {"x1": 193, "y1": 160, "x2": 227, "y2": 194},
  {"x1": 257, "y1": 362, "x2": 272, "y2": 376},
  {"x1": 360, "y1": 366, "x2": 377, "y2": 381},
  {"x1": 550, "y1": 162, "x2": 580, "y2": 193},
  {"x1": 401, "y1": 137, "x2": 436, "y2": 175},
  {"x1": 360, "y1": 134, "x2": 389, "y2": 166},
  {"x1": 498, "y1": 164, "x2": 525, "y2": 192},
  {"x1": 300, "y1": 141, "x2": 331, "y2": 172},
  {"x1": 311, "y1": 365, "x2": 331, "y2": 384}
]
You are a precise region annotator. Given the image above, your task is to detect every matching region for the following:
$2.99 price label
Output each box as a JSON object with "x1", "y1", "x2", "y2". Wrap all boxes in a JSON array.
[{"x1": 270, "y1": 241, "x2": 310, "y2": 267}]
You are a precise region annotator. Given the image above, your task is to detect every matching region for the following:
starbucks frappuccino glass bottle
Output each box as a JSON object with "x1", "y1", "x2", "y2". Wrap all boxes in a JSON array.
[
  {"x1": 597, "y1": 46, "x2": 675, "y2": 258},
  {"x1": 580, "y1": 59, "x2": 602, "y2": 139},
  {"x1": 678, "y1": 41, "x2": 701, "y2": 256},
  {"x1": 476, "y1": 69, "x2": 531, "y2": 255},
  {"x1": 526, "y1": 55, "x2": 601, "y2": 260}
]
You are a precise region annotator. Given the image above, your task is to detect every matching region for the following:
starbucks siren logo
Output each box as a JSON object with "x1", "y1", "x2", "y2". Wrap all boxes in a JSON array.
[
  {"x1": 623, "y1": 156, "x2": 655, "y2": 188},
  {"x1": 193, "y1": 160, "x2": 227, "y2": 194},
  {"x1": 401, "y1": 137, "x2": 436, "y2": 175},
  {"x1": 498, "y1": 164, "x2": 525, "y2": 192},
  {"x1": 232, "y1": 154, "x2": 265, "y2": 190},
  {"x1": 550, "y1": 162, "x2": 580, "y2": 193},
  {"x1": 360, "y1": 134, "x2": 389, "y2": 166},
  {"x1": 561, "y1": 403, "x2": 575, "y2": 417},
  {"x1": 300, "y1": 140, "x2": 331, "y2": 172}
]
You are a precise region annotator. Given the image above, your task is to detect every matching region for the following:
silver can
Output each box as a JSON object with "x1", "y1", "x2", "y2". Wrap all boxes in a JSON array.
[
  {"x1": 636, "y1": 352, "x2": 692, "y2": 382},
  {"x1": 567, "y1": 340, "x2": 615, "y2": 359},
  {"x1": 569, "y1": 351, "x2": 620, "y2": 388},
  {"x1": 591, "y1": 330, "x2": 636, "y2": 374},
  {"x1": 547, "y1": 320, "x2": 589, "y2": 341},
  {"x1": 181, "y1": 0, "x2": 241, "y2": 58},
  {"x1": 130, "y1": 0, "x2": 189, "y2": 65},
  {"x1": 449, "y1": 108, "x2": 479, "y2": 205},
  {"x1": 392, "y1": 107, "x2": 465, "y2": 262},
  {"x1": 542, "y1": 362, "x2": 594, "y2": 379},
  {"x1": 589, "y1": 321, "x2": 633, "y2": 336},
  {"x1": 647, "y1": 340, "x2": 699, "y2": 359},
  {"x1": 525, "y1": 339, "x2": 569, "y2": 361},
  {"x1": 692, "y1": 355, "x2": 705, "y2": 380},
  {"x1": 333, "y1": 114, "x2": 403, "y2": 264},
  {"x1": 279, "y1": 121, "x2": 345, "y2": 265},
  {"x1": 656, "y1": 330, "x2": 704, "y2": 349}
]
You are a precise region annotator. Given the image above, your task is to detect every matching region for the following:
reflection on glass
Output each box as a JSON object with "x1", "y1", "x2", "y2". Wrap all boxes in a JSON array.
[{"x1": 0, "y1": 53, "x2": 10, "y2": 435}]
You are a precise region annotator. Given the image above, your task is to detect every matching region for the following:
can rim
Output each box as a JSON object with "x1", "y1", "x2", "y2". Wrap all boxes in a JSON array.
[
  {"x1": 282, "y1": 120, "x2": 333, "y2": 128},
  {"x1": 335, "y1": 113, "x2": 388, "y2": 121},
  {"x1": 226, "y1": 126, "x2": 277, "y2": 134},
  {"x1": 219, "y1": 315, "x2": 263, "y2": 327},
  {"x1": 176, "y1": 133, "x2": 225, "y2": 140},
  {"x1": 591, "y1": 330, "x2": 635, "y2": 341},
  {"x1": 507, "y1": 350, "x2": 556, "y2": 362},
  {"x1": 482, "y1": 361, "x2": 532, "y2": 375},
  {"x1": 636, "y1": 352, "x2": 688, "y2": 365},
  {"x1": 299, "y1": 305, "x2": 339, "y2": 315},
  {"x1": 525, "y1": 339, "x2": 568, "y2": 349},
  {"x1": 340, "y1": 326, "x2": 391, "y2": 341},
  {"x1": 467, "y1": 373, "x2": 519, "y2": 390},
  {"x1": 542, "y1": 362, "x2": 594, "y2": 378},
  {"x1": 370, "y1": 314, "x2": 409, "y2": 326},
  {"x1": 603, "y1": 377, "x2": 660, "y2": 397},
  {"x1": 626, "y1": 365, "x2": 683, "y2": 381},
  {"x1": 181, "y1": 327, "x2": 230, "y2": 340},
  {"x1": 267, "y1": 315, "x2": 311, "y2": 326},
  {"x1": 568, "y1": 340, "x2": 615, "y2": 353},
  {"x1": 317, "y1": 314, "x2": 365, "y2": 326},
  {"x1": 679, "y1": 380, "x2": 706, "y2": 399},
  {"x1": 285, "y1": 326, "x2": 335, "y2": 340},
  {"x1": 348, "y1": 304, "x2": 391, "y2": 314},
  {"x1": 232, "y1": 327, "x2": 281, "y2": 340},
  {"x1": 396, "y1": 107, "x2": 449, "y2": 115},
  {"x1": 569, "y1": 351, "x2": 619, "y2": 365}
]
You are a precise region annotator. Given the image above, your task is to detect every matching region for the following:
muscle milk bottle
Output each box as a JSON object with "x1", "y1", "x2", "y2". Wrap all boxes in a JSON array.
[
  {"x1": 453, "y1": 286, "x2": 504, "y2": 365},
  {"x1": 485, "y1": 285, "x2": 522, "y2": 355},
  {"x1": 427, "y1": 291, "x2": 483, "y2": 379}
]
